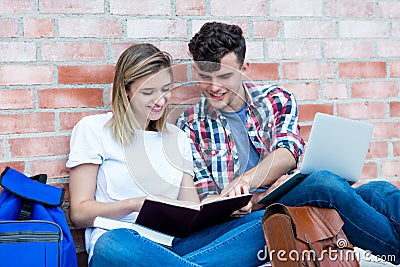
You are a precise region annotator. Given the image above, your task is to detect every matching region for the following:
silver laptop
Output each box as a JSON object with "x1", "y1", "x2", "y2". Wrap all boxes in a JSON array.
[{"x1": 258, "y1": 112, "x2": 373, "y2": 205}]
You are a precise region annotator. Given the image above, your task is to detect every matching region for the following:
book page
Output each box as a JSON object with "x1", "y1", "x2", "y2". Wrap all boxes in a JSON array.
[
  {"x1": 146, "y1": 195, "x2": 201, "y2": 210},
  {"x1": 93, "y1": 216, "x2": 174, "y2": 246}
]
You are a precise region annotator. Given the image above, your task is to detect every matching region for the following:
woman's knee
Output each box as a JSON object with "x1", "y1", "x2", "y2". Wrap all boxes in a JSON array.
[{"x1": 93, "y1": 229, "x2": 140, "y2": 260}]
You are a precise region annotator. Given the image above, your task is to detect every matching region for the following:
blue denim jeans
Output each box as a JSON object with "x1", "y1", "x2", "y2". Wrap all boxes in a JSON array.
[
  {"x1": 279, "y1": 170, "x2": 400, "y2": 265},
  {"x1": 90, "y1": 170, "x2": 400, "y2": 266},
  {"x1": 90, "y1": 209, "x2": 266, "y2": 267}
]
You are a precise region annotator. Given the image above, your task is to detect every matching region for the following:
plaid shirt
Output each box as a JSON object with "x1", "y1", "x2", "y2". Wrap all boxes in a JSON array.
[{"x1": 177, "y1": 82, "x2": 305, "y2": 200}]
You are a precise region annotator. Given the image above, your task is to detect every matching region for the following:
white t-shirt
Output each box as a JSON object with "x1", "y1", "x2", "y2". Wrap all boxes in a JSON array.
[{"x1": 66, "y1": 112, "x2": 194, "y2": 260}]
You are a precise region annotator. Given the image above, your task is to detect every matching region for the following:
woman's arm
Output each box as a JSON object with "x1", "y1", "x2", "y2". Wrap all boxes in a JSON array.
[
  {"x1": 177, "y1": 173, "x2": 200, "y2": 203},
  {"x1": 69, "y1": 163, "x2": 146, "y2": 229}
]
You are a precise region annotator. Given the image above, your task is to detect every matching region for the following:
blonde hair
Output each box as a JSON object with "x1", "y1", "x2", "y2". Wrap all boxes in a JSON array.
[{"x1": 106, "y1": 43, "x2": 172, "y2": 145}]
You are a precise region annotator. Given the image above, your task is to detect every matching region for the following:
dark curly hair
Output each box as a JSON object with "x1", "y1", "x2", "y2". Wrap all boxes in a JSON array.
[{"x1": 188, "y1": 22, "x2": 246, "y2": 71}]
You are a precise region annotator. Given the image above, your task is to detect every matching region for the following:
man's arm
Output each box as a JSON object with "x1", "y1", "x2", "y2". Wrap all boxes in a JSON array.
[
  {"x1": 220, "y1": 147, "x2": 295, "y2": 196},
  {"x1": 244, "y1": 147, "x2": 296, "y2": 188},
  {"x1": 221, "y1": 87, "x2": 304, "y2": 198}
]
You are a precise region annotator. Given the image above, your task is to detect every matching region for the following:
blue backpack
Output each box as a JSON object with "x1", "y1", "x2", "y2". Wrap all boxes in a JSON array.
[{"x1": 0, "y1": 167, "x2": 78, "y2": 267}]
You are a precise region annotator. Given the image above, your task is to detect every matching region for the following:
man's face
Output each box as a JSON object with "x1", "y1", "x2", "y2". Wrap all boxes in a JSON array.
[{"x1": 193, "y1": 52, "x2": 248, "y2": 112}]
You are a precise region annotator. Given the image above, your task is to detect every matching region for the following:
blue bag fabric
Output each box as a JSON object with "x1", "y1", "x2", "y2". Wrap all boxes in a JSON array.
[{"x1": 0, "y1": 167, "x2": 78, "y2": 267}]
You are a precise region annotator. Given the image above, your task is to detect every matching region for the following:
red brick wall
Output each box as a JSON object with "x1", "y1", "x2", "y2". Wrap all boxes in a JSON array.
[{"x1": 1, "y1": 0, "x2": 400, "y2": 262}]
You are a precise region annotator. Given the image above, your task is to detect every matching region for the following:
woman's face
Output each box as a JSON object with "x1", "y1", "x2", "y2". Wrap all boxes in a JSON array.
[{"x1": 127, "y1": 69, "x2": 172, "y2": 129}]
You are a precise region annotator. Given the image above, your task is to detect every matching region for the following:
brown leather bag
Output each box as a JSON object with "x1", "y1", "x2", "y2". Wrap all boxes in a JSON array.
[{"x1": 262, "y1": 203, "x2": 359, "y2": 267}]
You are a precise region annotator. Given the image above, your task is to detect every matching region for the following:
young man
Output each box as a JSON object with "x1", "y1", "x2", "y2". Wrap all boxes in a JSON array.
[{"x1": 177, "y1": 21, "x2": 400, "y2": 264}]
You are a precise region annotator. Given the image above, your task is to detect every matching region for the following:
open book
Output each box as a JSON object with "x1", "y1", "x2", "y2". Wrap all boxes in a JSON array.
[{"x1": 135, "y1": 194, "x2": 252, "y2": 238}]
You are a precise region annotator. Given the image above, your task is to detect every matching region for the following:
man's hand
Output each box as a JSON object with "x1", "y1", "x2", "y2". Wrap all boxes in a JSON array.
[
  {"x1": 266, "y1": 174, "x2": 291, "y2": 193},
  {"x1": 220, "y1": 176, "x2": 250, "y2": 198},
  {"x1": 248, "y1": 174, "x2": 292, "y2": 212}
]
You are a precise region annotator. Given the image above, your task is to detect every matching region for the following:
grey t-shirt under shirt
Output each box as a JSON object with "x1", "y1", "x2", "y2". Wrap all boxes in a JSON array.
[{"x1": 220, "y1": 103, "x2": 260, "y2": 175}]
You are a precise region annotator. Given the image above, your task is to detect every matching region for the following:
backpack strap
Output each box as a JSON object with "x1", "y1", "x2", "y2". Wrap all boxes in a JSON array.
[
  {"x1": 0, "y1": 167, "x2": 64, "y2": 208},
  {"x1": 18, "y1": 174, "x2": 48, "y2": 220}
]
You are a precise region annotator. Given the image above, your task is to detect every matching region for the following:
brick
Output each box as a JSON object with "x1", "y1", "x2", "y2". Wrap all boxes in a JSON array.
[
  {"x1": 382, "y1": 161, "x2": 400, "y2": 177},
  {"x1": 9, "y1": 136, "x2": 70, "y2": 158},
  {"x1": 0, "y1": 65, "x2": 53, "y2": 85},
  {"x1": 322, "y1": 83, "x2": 348, "y2": 100},
  {"x1": 379, "y1": 2, "x2": 400, "y2": 18},
  {"x1": 351, "y1": 81, "x2": 398, "y2": 98},
  {"x1": 176, "y1": 0, "x2": 206, "y2": 16},
  {"x1": 0, "y1": 0, "x2": 34, "y2": 14},
  {"x1": 38, "y1": 88, "x2": 104, "y2": 108},
  {"x1": 268, "y1": 41, "x2": 321, "y2": 59},
  {"x1": 0, "y1": 18, "x2": 18, "y2": 37},
  {"x1": 392, "y1": 22, "x2": 400, "y2": 38},
  {"x1": 282, "y1": 62, "x2": 335, "y2": 80},
  {"x1": 324, "y1": 41, "x2": 374, "y2": 59},
  {"x1": 0, "y1": 139, "x2": 4, "y2": 159},
  {"x1": 378, "y1": 41, "x2": 400, "y2": 57},
  {"x1": 337, "y1": 102, "x2": 386, "y2": 119},
  {"x1": 360, "y1": 162, "x2": 378, "y2": 180},
  {"x1": 284, "y1": 21, "x2": 336, "y2": 38},
  {"x1": 372, "y1": 122, "x2": 400, "y2": 139},
  {"x1": 394, "y1": 141, "x2": 400, "y2": 157},
  {"x1": 39, "y1": 0, "x2": 104, "y2": 14},
  {"x1": 41, "y1": 42, "x2": 106, "y2": 61},
  {"x1": 338, "y1": 62, "x2": 386, "y2": 78},
  {"x1": 0, "y1": 42, "x2": 36, "y2": 62},
  {"x1": 192, "y1": 20, "x2": 249, "y2": 38},
  {"x1": 30, "y1": 159, "x2": 68, "y2": 178},
  {"x1": 298, "y1": 104, "x2": 334, "y2": 122},
  {"x1": 23, "y1": 18, "x2": 54, "y2": 38},
  {"x1": 326, "y1": 0, "x2": 375, "y2": 18},
  {"x1": 245, "y1": 63, "x2": 279, "y2": 81},
  {"x1": 281, "y1": 83, "x2": 319, "y2": 101},
  {"x1": 210, "y1": 0, "x2": 265, "y2": 16},
  {"x1": 0, "y1": 162, "x2": 25, "y2": 174},
  {"x1": 299, "y1": 125, "x2": 312, "y2": 141},
  {"x1": 76, "y1": 251, "x2": 88, "y2": 267},
  {"x1": 390, "y1": 62, "x2": 400, "y2": 77},
  {"x1": 71, "y1": 228, "x2": 86, "y2": 251},
  {"x1": 366, "y1": 141, "x2": 388, "y2": 159},
  {"x1": 0, "y1": 89, "x2": 34, "y2": 110},
  {"x1": 170, "y1": 85, "x2": 201, "y2": 105},
  {"x1": 0, "y1": 113, "x2": 55, "y2": 134},
  {"x1": 253, "y1": 21, "x2": 280, "y2": 38},
  {"x1": 171, "y1": 64, "x2": 188, "y2": 83},
  {"x1": 59, "y1": 18, "x2": 121, "y2": 38},
  {"x1": 107, "y1": 88, "x2": 112, "y2": 107},
  {"x1": 58, "y1": 65, "x2": 114, "y2": 84},
  {"x1": 110, "y1": 0, "x2": 170, "y2": 15},
  {"x1": 111, "y1": 42, "x2": 134, "y2": 61},
  {"x1": 60, "y1": 111, "x2": 109, "y2": 131},
  {"x1": 339, "y1": 21, "x2": 388, "y2": 38},
  {"x1": 270, "y1": 0, "x2": 322, "y2": 17},
  {"x1": 246, "y1": 42, "x2": 264, "y2": 60},
  {"x1": 390, "y1": 102, "x2": 400, "y2": 117},
  {"x1": 127, "y1": 19, "x2": 186, "y2": 39},
  {"x1": 155, "y1": 41, "x2": 191, "y2": 60}
]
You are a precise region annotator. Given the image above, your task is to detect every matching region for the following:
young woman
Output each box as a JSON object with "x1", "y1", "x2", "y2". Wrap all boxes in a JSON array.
[{"x1": 67, "y1": 43, "x2": 266, "y2": 267}]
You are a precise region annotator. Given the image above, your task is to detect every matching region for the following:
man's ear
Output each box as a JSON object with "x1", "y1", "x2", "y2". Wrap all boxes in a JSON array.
[{"x1": 241, "y1": 62, "x2": 250, "y2": 73}]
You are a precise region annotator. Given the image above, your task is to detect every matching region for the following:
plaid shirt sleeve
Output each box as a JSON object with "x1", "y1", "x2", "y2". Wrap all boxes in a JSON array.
[
  {"x1": 176, "y1": 116, "x2": 220, "y2": 200},
  {"x1": 271, "y1": 89, "x2": 305, "y2": 162}
]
